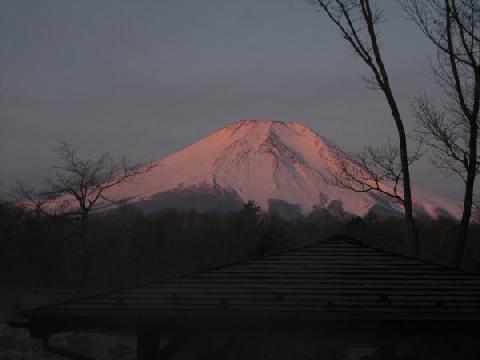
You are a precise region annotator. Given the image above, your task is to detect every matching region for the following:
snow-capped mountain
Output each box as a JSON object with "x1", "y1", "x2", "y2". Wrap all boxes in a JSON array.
[{"x1": 107, "y1": 120, "x2": 460, "y2": 218}]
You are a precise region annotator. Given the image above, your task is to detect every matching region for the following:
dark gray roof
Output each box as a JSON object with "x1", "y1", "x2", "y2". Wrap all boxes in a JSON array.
[{"x1": 21, "y1": 236, "x2": 480, "y2": 335}]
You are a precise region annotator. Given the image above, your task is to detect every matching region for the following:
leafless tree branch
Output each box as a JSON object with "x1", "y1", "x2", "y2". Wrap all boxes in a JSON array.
[{"x1": 329, "y1": 140, "x2": 422, "y2": 205}]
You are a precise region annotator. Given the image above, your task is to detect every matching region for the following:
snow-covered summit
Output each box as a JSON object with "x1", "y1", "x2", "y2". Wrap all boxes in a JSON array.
[{"x1": 108, "y1": 119, "x2": 459, "y2": 218}]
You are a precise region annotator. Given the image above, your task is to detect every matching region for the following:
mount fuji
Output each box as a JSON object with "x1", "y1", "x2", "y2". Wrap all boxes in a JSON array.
[{"x1": 106, "y1": 120, "x2": 460, "y2": 219}]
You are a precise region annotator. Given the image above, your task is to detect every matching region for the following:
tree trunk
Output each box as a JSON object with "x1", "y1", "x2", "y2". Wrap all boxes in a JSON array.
[
  {"x1": 398, "y1": 128, "x2": 419, "y2": 257},
  {"x1": 384, "y1": 90, "x2": 419, "y2": 257},
  {"x1": 77, "y1": 212, "x2": 89, "y2": 297},
  {"x1": 79, "y1": 213, "x2": 88, "y2": 253},
  {"x1": 456, "y1": 121, "x2": 478, "y2": 268}
]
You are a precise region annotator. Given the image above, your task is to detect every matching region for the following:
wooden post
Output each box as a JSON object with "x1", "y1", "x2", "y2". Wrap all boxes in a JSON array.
[
  {"x1": 137, "y1": 331, "x2": 160, "y2": 360},
  {"x1": 158, "y1": 335, "x2": 192, "y2": 359}
]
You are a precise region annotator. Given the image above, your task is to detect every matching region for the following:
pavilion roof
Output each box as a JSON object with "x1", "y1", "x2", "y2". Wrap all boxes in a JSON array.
[{"x1": 20, "y1": 235, "x2": 480, "y2": 336}]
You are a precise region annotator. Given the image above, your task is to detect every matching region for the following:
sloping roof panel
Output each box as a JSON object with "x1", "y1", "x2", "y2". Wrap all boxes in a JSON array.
[{"x1": 23, "y1": 236, "x2": 480, "y2": 330}]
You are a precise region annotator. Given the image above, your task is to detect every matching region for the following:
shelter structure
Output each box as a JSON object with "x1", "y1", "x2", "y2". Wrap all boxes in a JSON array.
[{"x1": 12, "y1": 235, "x2": 480, "y2": 359}]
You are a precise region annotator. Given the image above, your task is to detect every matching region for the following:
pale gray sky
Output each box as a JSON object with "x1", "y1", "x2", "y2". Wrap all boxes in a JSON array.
[{"x1": 0, "y1": 0, "x2": 468, "y2": 201}]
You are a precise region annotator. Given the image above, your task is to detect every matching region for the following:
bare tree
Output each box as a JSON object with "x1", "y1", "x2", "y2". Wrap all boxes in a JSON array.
[
  {"x1": 43, "y1": 141, "x2": 152, "y2": 237},
  {"x1": 312, "y1": 0, "x2": 419, "y2": 255},
  {"x1": 15, "y1": 141, "x2": 153, "y2": 294},
  {"x1": 402, "y1": 0, "x2": 480, "y2": 267},
  {"x1": 14, "y1": 181, "x2": 52, "y2": 218}
]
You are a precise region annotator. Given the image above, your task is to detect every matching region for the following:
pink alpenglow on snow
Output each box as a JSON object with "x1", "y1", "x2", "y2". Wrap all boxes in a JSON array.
[{"x1": 105, "y1": 120, "x2": 460, "y2": 218}]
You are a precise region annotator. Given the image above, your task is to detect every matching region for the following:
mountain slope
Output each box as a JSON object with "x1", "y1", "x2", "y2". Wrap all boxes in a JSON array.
[{"x1": 107, "y1": 120, "x2": 460, "y2": 218}]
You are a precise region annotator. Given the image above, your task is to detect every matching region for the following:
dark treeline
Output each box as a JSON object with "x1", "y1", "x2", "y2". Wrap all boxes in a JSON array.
[{"x1": 1, "y1": 200, "x2": 479, "y2": 293}]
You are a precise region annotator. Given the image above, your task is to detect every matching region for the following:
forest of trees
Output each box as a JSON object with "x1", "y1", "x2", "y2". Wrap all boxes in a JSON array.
[
  {"x1": 2, "y1": 0, "x2": 479, "y2": 296},
  {"x1": 1, "y1": 199, "x2": 479, "y2": 294}
]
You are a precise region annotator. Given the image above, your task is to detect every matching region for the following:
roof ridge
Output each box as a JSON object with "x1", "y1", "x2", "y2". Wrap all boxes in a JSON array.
[{"x1": 316, "y1": 234, "x2": 363, "y2": 246}]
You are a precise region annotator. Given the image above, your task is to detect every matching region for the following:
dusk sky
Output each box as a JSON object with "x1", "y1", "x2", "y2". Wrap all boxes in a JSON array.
[{"x1": 0, "y1": 0, "x2": 469, "y2": 201}]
